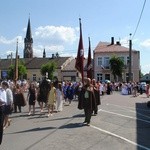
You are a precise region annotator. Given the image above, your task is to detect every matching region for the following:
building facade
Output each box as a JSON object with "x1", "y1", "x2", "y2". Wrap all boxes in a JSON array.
[{"x1": 93, "y1": 37, "x2": 140, "y2": 82}]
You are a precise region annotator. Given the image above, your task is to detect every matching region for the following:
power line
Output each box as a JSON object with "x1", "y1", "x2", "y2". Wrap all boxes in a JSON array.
[{"x1": 132, "y1": 0, "x2": 147, "y2": 40}]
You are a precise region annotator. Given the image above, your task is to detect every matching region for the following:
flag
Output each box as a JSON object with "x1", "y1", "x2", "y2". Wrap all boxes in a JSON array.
[
  {"x1": 87, "y1": 37, "x2": 92, "y2": 79},
  {"x1": 75, "y1": 18, "x2": 84, "y2": 83},
  {"x1": 14, "y1": 39, "x2": 19, "y2": 85}
]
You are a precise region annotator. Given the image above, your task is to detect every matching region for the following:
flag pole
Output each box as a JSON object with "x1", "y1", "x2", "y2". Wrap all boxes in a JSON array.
[
  {"x1": 75, "y1": 18, "x2": 84, "y2": 84},
  {"x1": 87, "y1": 37, "x2": 92, "y2": 79},
  {"x1": 14, "y1": 39, "x2": 18, "y2": 85},
  {"x1": 79, "y1": 18, "x2": 84, "y2": 84}
]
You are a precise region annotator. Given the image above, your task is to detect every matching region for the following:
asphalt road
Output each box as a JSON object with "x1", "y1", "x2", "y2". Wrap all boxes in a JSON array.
[{"x1": 1, "y1": 91, "x2": 150, "y2": 150}]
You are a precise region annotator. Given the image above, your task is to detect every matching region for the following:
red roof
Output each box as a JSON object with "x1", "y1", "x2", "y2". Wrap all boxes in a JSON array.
[{"x1": 94, "y1": 41, "x2": 136, "y2": 53}]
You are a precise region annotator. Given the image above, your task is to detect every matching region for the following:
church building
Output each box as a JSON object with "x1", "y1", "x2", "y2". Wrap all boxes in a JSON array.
[{"x1": 24, "y1": 18, "x2": 33, "y2": 58}]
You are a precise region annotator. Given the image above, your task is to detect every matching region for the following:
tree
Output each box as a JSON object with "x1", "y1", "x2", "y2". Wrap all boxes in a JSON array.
[
  {"x1": 56, "y1": 52, "x2": 59, "y2": 58},
  {"x1": 40, "y1": 62, "x2": 57, "y2": 80},
  {"x1": 8, "y1": 61, "x2": 27, "y2": 80},
  {"x1": 109, "y1": 55, "x2": 124, "y2": 82}
]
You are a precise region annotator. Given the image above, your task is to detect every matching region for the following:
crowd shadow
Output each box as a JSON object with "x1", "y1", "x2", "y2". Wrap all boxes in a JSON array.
[
  {"x1": 136, "y1": 101, "x2": 150, "y2": 150},
  {"x1": 6, "y1": 126, "x2": 57, "y2": 135},
  {"x1": 59, "y1": 122, "x2": 83, "y2": 129}
]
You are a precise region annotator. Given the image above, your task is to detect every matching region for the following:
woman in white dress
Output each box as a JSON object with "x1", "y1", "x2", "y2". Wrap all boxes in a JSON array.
[
  {"x1": 121, "y1": 83, "x2": 128, "y2": 95},
  {"x1": 56, "y1": 83, "x2": 63, "y2": 112}
]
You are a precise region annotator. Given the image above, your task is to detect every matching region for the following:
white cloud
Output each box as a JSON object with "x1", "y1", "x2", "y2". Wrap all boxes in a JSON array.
[
  {"x1": 119, "y1": 36, "x2": 139, "y2": 48},
  {"x1": 34, "y1": 25, "x2": 78, "y2": 44},
  {"x1": 0, "y1": 25, "x2": 79, "y2": 58},
  {"x1": 0, "y1": 36, "x2": 23, "y2": 45},
  {"x1": 33, "y1": 44, "x2": 65, "y2": 57},
  {"x1": 140, "y1": 39, "x2": 150, "y2": 48},
  {"x1": 141, "y1": 64, "x2": 150, "y2": 74}
]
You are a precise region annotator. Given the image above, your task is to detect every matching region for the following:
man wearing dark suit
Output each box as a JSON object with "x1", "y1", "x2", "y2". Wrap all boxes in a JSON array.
[
  {"x1": 0, "y1": 86, "x2": 7, "y2": 145},
  {"x1": 78, "y1": 78, "x2": 96, "y2": 126}
]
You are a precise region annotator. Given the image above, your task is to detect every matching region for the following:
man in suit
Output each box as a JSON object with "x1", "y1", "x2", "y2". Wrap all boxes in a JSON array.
[
  {"x1": 78, "y1": 78, "x2": 96, "y2": 126},
  {"x1": 0, "y1": 84, "x2": 7, "y2": 145}
]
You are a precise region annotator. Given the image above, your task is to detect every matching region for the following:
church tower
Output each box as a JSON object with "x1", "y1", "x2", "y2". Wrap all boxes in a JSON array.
[
  {"x1": 43, "y1": 48, "x2": 46, "y2": 58},
  {"x1": 24, "y1": 18, "x2": 33, "y2": 58}
]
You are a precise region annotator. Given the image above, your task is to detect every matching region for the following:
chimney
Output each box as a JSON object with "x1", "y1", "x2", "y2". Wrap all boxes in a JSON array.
[
  {"x1": 116, "y1": 41, "x2": 121, "y2": 46},
  {"x1": 52, "y1": 54, "x2": 55, "y2": 58},
  {"x1": 111, "y1": 37, "x2": 114, "y2": 45}
]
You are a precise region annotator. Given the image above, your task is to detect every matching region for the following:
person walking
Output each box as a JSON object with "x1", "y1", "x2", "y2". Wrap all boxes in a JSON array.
[
  {"x1": 13, "y1": 84, "x2": 26, "y2": 113},
  {"x1": 27, "y1": 82, "x2": 37, "y2": 115},
  {"x1": 78, "y1": 78, "x2": 96, "y2": 126},
  {"x1": 146, "y1": 84, "x2": 150, "y2": 98},
  {"x1": 0, "y1": 83, "x2": 7, "y2": 145},
  {"x1": 37, "y1": 78, "x2": 50, "y2": 113},
  {"x1": 47, "y1": 82, "x2": 56, "y2": 117},
  {"x1": 66, "y1": 82, "x2": 74, "y2": 105},
  {"x1": 55, "y1": 83, "x2": 63, "y2": 112},
  {"x1": 92, "y1": 79, "x2": 101, "y2": 116},
  {"x1": 2, "y1": 81, "x2": 13, "y2": 130}
]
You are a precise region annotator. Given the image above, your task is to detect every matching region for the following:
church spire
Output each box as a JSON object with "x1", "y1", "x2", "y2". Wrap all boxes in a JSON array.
[
  {"x1": 25, "y1": 17, "x2": 32, "y2": 42},
  {"x1": 24, "y1": 16, "x2": 33, "y2": 58},
  {"x1": 43, "y1": 48, "x2": 46, "y2": 58}
]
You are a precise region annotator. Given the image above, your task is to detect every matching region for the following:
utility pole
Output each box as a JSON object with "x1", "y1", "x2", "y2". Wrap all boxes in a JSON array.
[{"x1": 128, "y1": 33, "x2": 132, "y2": 82}]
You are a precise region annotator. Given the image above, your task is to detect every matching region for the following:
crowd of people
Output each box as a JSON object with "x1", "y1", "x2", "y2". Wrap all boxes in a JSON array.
[{"x1": 0, "y1": 78, "x2": 150, "y2": 145}]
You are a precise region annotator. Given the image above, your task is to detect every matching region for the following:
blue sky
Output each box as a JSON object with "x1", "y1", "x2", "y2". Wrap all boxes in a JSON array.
[{"x1": 0, "y1": 0, "x2": 150, "y2": 74}]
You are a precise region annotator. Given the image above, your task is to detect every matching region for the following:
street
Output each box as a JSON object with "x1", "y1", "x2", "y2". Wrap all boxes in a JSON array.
[{"x1": 1, "y1": 91, "x2": 150, "y2": 150}]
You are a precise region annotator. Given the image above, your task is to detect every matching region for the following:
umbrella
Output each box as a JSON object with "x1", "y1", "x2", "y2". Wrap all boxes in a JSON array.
[{"x1": 105, "y1": 80, "x2": 110, "y2": 83}]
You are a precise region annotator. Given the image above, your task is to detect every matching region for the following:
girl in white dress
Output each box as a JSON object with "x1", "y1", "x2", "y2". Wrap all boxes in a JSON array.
[{"x1": 56, "y1": 83, "x2": 63, "y2": 112}]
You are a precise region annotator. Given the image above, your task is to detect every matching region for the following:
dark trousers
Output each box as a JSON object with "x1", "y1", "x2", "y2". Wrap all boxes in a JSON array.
[
  {"x1": 84, "y1": 108, "x2": 92, "y2": 124},
  {"x1": 14, "y1": 104, "x2": 21, "y2": 113},
  {"x1": 0, "y1": 106, "x2": 4, "y2": 145},
  {"x1": 94, "y1": 105, "x2": 98, "y2": 114}
]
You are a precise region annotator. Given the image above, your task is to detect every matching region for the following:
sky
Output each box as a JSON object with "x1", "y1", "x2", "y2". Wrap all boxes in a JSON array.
[{"x1": 0, "y1": 0, "x2": 150, "y2": 74}]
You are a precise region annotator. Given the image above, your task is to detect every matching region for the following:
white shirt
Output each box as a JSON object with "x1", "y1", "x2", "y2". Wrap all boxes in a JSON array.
[
  {"x1": 0, "y1": 88, "x2": 7, "y2": 105},
  {"x1": 6, "y1": 88, "x2": 13, "y2": 105}
]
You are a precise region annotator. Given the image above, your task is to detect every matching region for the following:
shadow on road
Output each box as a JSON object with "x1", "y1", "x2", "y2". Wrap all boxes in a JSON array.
[
  {"x1": 59, "y1": 123, "x2": 84, "y2": 129},
  {"x1": 6, "y1": 126, "x2": 57, "y2": 134},
  {"x1": 136, "y1": 101, "x2": 150, "y2": 150}
]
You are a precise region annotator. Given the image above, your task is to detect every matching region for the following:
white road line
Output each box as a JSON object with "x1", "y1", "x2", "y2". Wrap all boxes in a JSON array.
[
  {"x1": 107, "y1": 103, "x2": 150, "y2": 112},
  {"x1": 98, "y1": 109, "x2": 150, "y2": 124},
  {"x1": 106, "y1": 103, "x2": 150, "y2": 119},
  {"x1": 90, "y1": 125, "x2": 150, "y2": 150}
]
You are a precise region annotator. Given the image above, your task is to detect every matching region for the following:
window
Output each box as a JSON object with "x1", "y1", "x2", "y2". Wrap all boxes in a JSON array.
[
  {"x1": 97, "y1": 57, "x2": 102, "y2": 66},
  {"x1": 127, "y1": 56, "x2": 130, "y2": 65},
  {"x1": 97, "y1": 73, "x2": 102, "y2": 81},
  {"x1": 33, "y1": 74, "x2": 36, "y2": 81},
  {"x1": 105, "y1": 74, "x2": 110, "y2": 80},
  {"x1": 104, "y1": 57, "x2": 110, "y2": 68},
  {"x1": 126, "y1": 73, "x2": 133, "y2": 82}
]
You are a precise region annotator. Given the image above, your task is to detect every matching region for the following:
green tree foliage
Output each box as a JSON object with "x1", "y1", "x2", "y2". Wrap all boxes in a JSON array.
[
  {"x1": 40, "y1": 62, "x2": 57, "y2": 80},
  {"x1": 8, "y1": 62, "x2": 27, "y2": 80},
  {"x1": 109, "y1": 55, "x2": 124, "y2": 81}
]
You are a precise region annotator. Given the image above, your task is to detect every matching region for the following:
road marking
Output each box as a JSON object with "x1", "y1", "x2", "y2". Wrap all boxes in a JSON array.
[
  {"x1": 107, "y1": 103, "x2": 150, "y2": 112},
  {"x1": 90, "y1": 124, "x2": 150, "y2": 150},
  {"x1": 106, "y1": 103, "x2": 150, "y2": 119},
  {"x1": 98, "y1": 109, "x2": 150, "y2": 124}
]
